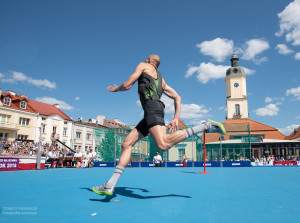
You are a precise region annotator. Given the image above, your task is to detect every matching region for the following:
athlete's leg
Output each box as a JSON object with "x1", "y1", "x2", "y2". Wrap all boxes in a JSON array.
[
  {"x1": 93, "y1": 128, "x2": 144, "y2": 196},
  {"x1": 149, "y1": 125, "x2": 186, "y2": 151},
  {"x1": 149, "y1": 119, "x2": 226, "y2": 151},
  {"x1": 117, "y1": 128, "x2": 144, "y2": 168}
]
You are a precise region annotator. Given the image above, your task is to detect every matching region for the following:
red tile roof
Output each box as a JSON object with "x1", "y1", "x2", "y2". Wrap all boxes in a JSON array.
[
  {"x1": 103, "y1": 119, "x2": 128, "y2": 128},
  {"x1": 206, "y1": 119, "x2": 286, "y2": 142},
  {"x1": 27, "y1": 99, "x2": 72, "y2": 121},
  {"x1": 74, "y1": 121, "x2": 106, "y2": 128},
  {"x1": 286, "y1": 126, "x2": 300, "y2": 140},
  {"x1": 178, "y1": 119, "x2": 188, "y2": 130},
  {"x1": 1, "y1": 92, "x2": 36, "y2": 113},
  {"x1": 1, "y1": 91, "x2": 72, "y2": 121}
]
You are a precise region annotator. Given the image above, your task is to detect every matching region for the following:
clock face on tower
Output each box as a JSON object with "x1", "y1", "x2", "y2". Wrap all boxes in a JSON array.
[{"x1": 234, "y1": 82, "x2": 239, "y2": 88}]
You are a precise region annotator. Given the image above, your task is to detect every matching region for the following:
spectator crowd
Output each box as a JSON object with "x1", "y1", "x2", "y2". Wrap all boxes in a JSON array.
[
  {"x1": 0, "y1": 140, "x2": 95, "y2": 168},
  {"x1": 251, "y1": 155, "x2": 300, "y2": 166}
]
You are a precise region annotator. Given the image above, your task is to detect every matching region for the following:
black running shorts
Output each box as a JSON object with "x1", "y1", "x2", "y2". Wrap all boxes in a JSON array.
[{"x1": 135, "y1": 100, "x2": 165, "y2": 136}]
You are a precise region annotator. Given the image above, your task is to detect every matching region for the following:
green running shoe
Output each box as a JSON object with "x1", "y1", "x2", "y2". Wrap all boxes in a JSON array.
[
  {"x1": 92, "y1": 182, "x2": 115, "y2": 196},
  {"x1": 206, "y1": 119, "x2": 226, "y2": 135}
]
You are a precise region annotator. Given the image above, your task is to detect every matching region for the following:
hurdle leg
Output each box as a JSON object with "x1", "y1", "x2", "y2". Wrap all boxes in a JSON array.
[{"x1": 200, "y1": 132, "x2": 210, "y2": 174}]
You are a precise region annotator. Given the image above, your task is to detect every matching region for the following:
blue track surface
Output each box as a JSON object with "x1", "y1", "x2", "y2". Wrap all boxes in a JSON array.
[{"x1": 1, "y1": 167, "x2": 300, "y2": 223}]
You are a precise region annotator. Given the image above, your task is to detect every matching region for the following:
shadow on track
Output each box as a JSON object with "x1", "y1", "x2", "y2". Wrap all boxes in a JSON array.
[
  {"x1": 181, "y1": 171, "x2": 198, "y2": 174},
  {"x1": 80, "y1": 187, "x2": 192, "y2": 202}
]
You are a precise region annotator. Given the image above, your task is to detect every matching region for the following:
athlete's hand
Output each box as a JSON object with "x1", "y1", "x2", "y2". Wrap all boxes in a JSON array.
[
  {"x1": 168, "y1": 119, "x2": 179, "y2": 134},
  {"x1": 107, "y1": 85, "x2": 119, "y2": 92}
]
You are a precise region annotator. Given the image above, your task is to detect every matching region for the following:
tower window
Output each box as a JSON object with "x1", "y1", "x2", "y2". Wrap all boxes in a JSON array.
[{"x1": 235, "y1": 104, "x2": 240, "y2": 115}]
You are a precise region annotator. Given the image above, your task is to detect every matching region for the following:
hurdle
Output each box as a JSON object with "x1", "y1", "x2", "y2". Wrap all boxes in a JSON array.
[{"x1": 199, "y1": 132, "x2": 210, "y2": 174}]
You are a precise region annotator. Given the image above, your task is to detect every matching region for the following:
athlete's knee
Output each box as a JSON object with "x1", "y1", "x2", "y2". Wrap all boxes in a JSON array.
[
  {"x1": 156, "y1": 141, "x2": 169, "y2": 151},
  {"x1": 121, "y1": 139, "x2": 132, "y2": 150}
]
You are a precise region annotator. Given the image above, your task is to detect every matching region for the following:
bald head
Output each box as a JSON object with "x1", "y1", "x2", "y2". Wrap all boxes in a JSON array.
[{"x1": 146, "y1": 54, "x2": 160, "y2": 68}]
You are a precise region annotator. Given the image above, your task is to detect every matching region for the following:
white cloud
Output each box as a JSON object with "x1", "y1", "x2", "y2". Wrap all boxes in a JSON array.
[
  {"x1": 185, "y1": 66, "x2": 199, "y2": 78},
  {"x1": 264, "y1": 96, "x2": 285, "y2": 103},
  {"x1": 275, "y1": 44, "x2": 294, "y2": 55},
  {"x1": 286, "y1": 86, "x2": 300, "y2": 100},
  {"x1": 160, "y1": 94, "x2": 209, "y2": 120},
  {"x1": 185, "y1": 63, "x2": 227, "y2": 83},
  {"x1": 276, "y1": 0, "x2": 300, "y2": 46},
  {"x1": 241, "y1": 39, "x2": 270, "y2": 64},
  {"x1": 295, "y1": 52, "x2": 300, "y2": 60},
  {"x1": 189, "y1": 119, "x2": 206, "y2": 126},
  {"x1": 279, "y1": 124, "x2": 300, "y2": 136},
  {"x1": 75, "y1": 97, "x2": 80, "y2": 101},
  {"x1": 28, "y1": 78, "x2": 56, "y2": 89},
  {"x1": 254, "y1": 104, "x2": 279, "y2": 116},
  {"x1": 0, "y1": 71, "x2": 56, "y2": 89},
  {"x1": 265, "y1": 97, "x2": 273, "y2": 103},
  {"x1": 35, "y1": 97, "x2": 74, "y2": 110},
  {"x1": 196, "y1": 38, "x2": 234, "y2": 62},
  {"x1": 12, "y1": 71, "x2": 27, "y2": 81},
  {"x1": 185, "y1": 62, "x2": 255, "y2": 84}
]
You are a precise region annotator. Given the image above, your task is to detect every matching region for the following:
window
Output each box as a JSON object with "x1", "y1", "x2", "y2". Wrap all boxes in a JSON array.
[
  {"x1": 74, "y1": 145, "x2": 77, "y2": 150},
  {"x1": 41, "y1": 124, "x2": 46, "y2": 134},
  {"x1": 3, "y1": 97, "x2": 11, "y2": 106},
  {"x1": 235, "y1": 104, "x2": 240, "y2": 115},
  {"x1": 53, "y1": 126, "x2": 57, "y2": 133},
  {"x1": 42, "y1": 117, "x2": 46, "y2": 121},
  {"x1": 76, "y1": 132, "x2": 81, "y2": 139},
  {"x1": 63, "y1": 128, "x2": 67, "y2": 136},
  {"x1": 0, "y1": 133, "x2": 8, "y2": 141},
  {"x1": 20, "y1": 101, "x2": 27, "y2": 109},
  {"x1": 0, "y1": 114, "x2": 10, "y2": 123},
  {"x1": 64, "y1": 121, "x2": 68, "y2": 125},
  {"x1": 18, "y1": 134, "x2": 28, "y2": 140},
  {"x1": 19, "y1": 117, "x2": 30, "y2": 126},
  {"x1": 86, "y1": 133, "x2": 91, "y2": 140},
  {"x1": 178, "y1": 148, "x2": 185, "y2": 161}
]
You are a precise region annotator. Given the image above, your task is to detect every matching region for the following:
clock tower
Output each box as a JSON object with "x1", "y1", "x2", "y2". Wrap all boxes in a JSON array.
[{"x1": 225, "y1": 54, "x2": 249, "y2": 119}]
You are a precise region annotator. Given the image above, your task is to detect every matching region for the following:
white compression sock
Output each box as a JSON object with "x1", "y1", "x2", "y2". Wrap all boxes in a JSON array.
[
  {"x1": 107, "y1": 165, "x2": 125, "y2": 187},
  {"x1": 183, "y1": 121, "x2": 208, "y2": 138}
]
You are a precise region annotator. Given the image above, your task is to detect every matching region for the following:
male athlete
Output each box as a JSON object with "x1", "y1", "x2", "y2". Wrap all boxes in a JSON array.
[{"x1": 93, "y1": 54, "x2": 226, "y2": 196}]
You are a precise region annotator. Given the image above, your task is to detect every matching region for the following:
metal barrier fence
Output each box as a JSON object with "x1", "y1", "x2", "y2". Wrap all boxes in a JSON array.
[{"x1": 93, "y1": 124, "x2": 252, "y2": 167}]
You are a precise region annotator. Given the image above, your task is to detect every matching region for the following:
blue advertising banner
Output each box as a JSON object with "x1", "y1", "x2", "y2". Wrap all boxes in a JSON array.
[
  {"x1": 94, "y1": 161, "x2": 250, "y2": 167},
  {"x1": 222, "y1": 161, "x2": 250, "y2": 167}
]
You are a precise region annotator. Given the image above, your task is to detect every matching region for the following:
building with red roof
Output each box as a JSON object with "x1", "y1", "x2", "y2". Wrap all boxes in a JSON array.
[
  {"x1": 203, "y1": 55, "x2": 300, "y2": 161},
  {"x1": 0, "y1": 89, "x2": 73, "y2": 147},
  {"x1": 286, "y1": 126, "x2": 300, "y2": 141}
]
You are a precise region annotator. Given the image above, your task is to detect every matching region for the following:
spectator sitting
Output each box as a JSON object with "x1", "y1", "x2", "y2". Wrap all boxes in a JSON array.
[
  {"x1": 63, "y1": 149, "x2": 74, "y2": 167},
  {"x1": 81, "y1": 149, "x2": 94, "y2": 168},
  {"x1": 47, "y1": 148, "x2": 60, "y2": 168},
  {"x1": 74, "y1": 149, "x2": 83, "y2": 167}
]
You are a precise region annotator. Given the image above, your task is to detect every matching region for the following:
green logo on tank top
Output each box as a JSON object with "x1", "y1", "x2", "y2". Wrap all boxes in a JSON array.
[{"x1": 145, "y1": 78, "x2": 160, "y2": 100}]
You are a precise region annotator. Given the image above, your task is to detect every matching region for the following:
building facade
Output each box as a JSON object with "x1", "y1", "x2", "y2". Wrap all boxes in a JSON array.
[
  {"x1": 0, "y1": 89, "x2": 73, "y2": 147},
  {"x1": 0, "y1": 90, "x2": 38, "y2": 142},
  {"x1": 205, "y1": 54, "x2": 300, "y2": 160},
  {"x1": 225, "y1": 54, "x2": 249, "y2": 120}
]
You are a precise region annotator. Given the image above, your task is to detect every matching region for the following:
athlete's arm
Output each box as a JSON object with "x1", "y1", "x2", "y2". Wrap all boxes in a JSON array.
[
  {"x1": 162, "y1": 78, "x2": 181, "y2": 133},
  {"x1": 107, "y1": 63, "x2": 145, "y2": 92}
]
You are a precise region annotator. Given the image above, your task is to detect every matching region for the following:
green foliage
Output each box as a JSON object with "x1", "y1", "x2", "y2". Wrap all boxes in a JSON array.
[{"x1": 95, "y1": 129, "x2": 115, "y2": 161}]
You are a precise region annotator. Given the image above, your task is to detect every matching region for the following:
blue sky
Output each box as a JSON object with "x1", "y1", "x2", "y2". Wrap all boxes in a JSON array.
[{"x1": 0, "y1": 0, "x2": 299, "y2": 135}]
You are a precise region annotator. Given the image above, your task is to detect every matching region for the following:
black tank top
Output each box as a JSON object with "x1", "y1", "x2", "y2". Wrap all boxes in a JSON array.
[{"x1": 138, "y1": 70, "x2": 163, "y2": 106}]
